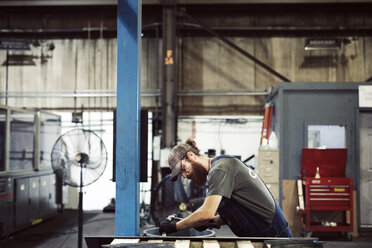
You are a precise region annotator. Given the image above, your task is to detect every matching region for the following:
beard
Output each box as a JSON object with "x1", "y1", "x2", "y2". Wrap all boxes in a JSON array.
[{"x1": 190, "y1": 161, "x2": 208, "y2": 187}]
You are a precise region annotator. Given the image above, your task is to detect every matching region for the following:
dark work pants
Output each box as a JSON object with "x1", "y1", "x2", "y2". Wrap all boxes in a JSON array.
[{"x1": 217, "y1": 197, "x2": 292, "y2": 237}]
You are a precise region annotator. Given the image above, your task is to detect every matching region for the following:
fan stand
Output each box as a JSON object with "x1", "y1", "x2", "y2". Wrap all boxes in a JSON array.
[
  {"x1": 78, "y1": 162, "x2": 84, "y2": 248},
  {"x1": 75, "y1": 152, "x2": 89, "y2": 248}
]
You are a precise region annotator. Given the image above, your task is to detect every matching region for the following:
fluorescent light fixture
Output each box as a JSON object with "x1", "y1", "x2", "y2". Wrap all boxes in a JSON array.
[
  {"x1": 304, "y1": 38, "x2": 341, "y2": 51},
  {"x1": 0, "y1": 39, "x2": 31, "y2": 50}
]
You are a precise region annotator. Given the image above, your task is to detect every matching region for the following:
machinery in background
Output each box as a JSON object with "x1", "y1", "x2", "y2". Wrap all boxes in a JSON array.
[
  {"x1": 0, "y1": 105, "x2": 62, "y2": 239},
  {"x1": 51, "y1": 129, "x2": 108, "y2": 248},
  {"x1": 150, "y1": 174, "x2": 206, "y2": 226}
]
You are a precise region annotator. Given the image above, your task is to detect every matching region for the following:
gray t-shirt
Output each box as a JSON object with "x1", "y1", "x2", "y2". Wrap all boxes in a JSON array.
[{"x1": 207, "y1": 156, "x2": 276, "y2": 224}]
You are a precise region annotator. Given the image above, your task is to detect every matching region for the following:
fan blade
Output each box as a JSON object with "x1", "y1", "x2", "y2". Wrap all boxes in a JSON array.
[
  {"x1": 60, "y1": 136, "x2": 78, "y2": 156},
  {"x1": 53, "y1": 159, "x2": 80, "y2": 187},
  {"x1": 51, "y1": 151, "x2": 74, "y2": 170},
  {"x1": 85, "y1": 147, "x2": 105, "y2": 160},
  {"x1": 67, "y1": 163, "x2": 83, "y2": 186},
  {"x1": 78, "y1": 130, "x2": 90, "y2": 154},
  {"x1": 84, "y1": 161, "x2": 102, "y2": 170},
  {"x1": 82, "y1": 167, "x2": 102, "y2": 185}
]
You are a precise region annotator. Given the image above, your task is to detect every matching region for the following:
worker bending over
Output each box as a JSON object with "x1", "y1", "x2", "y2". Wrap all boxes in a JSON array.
[{"x1": 159, "y1": 139, "x2": 292, "y2": 237}]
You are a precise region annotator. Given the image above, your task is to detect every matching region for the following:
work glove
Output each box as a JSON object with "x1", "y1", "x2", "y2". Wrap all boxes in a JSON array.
[
  {"x1": 195, "y1": 225, "x2": 208, "y2": 232},
  {"x1": 195, "y1": 220, "x2": 221, "y2": 232},
  {"x1": 159, "y1": 214, "x2": 179, "y2": 235}
]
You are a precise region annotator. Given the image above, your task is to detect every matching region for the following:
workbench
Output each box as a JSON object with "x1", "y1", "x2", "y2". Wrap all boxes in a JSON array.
[{"x1": 85, "y1": 236, "x2": 322, "y2": 248}]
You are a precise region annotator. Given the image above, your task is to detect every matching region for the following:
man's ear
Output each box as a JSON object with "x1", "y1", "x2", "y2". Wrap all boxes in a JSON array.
[{"x1": 186, "y1": 151, "x2": 195, "y2": 160}]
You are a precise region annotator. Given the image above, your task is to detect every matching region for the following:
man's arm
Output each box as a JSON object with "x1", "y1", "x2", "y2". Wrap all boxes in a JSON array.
[{"x1": 176, "y1": 195, "x2": 222, "y2": 230}]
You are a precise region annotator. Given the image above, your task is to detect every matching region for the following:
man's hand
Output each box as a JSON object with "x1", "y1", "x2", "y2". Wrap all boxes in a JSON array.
[
  {"x1": 194, "y1": 219, "x2": 221, "y2": 232},
  {"x1": 159, "y1": 214, "x2": 179, "y2": 235},
  {"x1": 194, "y1": 225, "x2": 208, "y2": 232}
]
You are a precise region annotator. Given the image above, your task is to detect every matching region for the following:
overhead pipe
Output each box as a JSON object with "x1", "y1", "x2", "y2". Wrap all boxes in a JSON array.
[
  {"x1": 2, "y1": 24, "x2": 369, "y2": 35},
  {"x1": 0, "y1": 89, "x2": 269, "y2": 98},
  {"x1": 177, "y1": 89, "x2": 268, "y2": 96},
  {"x1": 2, "y1": 23, "x2": 369, "y2": 38},
  {"x1": 176, "y1": 23, "x2": 372, "y2": 38}
]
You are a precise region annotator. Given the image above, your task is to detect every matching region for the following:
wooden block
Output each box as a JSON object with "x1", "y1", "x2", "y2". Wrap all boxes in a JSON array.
[
  {"x1": 148, "y1": 239, "x2": 163, "y2": 243},
  {"x1": 236, "y1": 240, "x2": 255, "y2": 248},
  {"x1": 297, "y1": 179, "x2": 305, "y2": 210},
  {"x1": 174, "y1": 239, "x2": 190, "y2": 248},
  {"x1": 297, "y1": 179, "x2": 303, "y2": 195},
  {"x1": 352, "y1": 190, "x2": 359, "y2": 238},
  {"x1": 203, "y1": 240, "x2": 220, "y2": 248},
  {"x1": 282, "y1": 179, "x2": 303, "y2": 237},
  {"x1": 110, "y1": 238, "x2": 140, "y2": 244}
]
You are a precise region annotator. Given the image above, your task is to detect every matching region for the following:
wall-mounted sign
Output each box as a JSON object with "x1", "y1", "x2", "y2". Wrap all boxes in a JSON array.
[
  {"x1": 164, "y1": 49, "x2": 174, "y2": 65},
  {"x1": 359, "y1": 85, "x2": 372, "y2": 108}
]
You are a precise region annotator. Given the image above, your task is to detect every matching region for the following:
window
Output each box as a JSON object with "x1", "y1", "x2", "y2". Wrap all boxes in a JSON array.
[
  {"x1": 39, "y1": 113, "x2": 61, "y2": 170},
  {"x1": 307, "y1": 125, "x2": 346, "y2": 148},
  {"x1": 9, "y1": 111, "x2": 34, "y2": 171}
]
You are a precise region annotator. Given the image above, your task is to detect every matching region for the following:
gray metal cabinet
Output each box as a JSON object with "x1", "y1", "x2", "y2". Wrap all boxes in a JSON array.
[
  {"x1": 14, "y1": 177, "x2": 29, "y2": 228},
  {"x1": 39, "y1": 174, "x2": 58, "y2": 218},
  {"x1": 39, "y1": 175, "x2": 50, "y2": 218},
  {"x1": 0, "y1": 177, "x2": 13, "y2": 238},
  {"x1": 15, "y1": 176, "x2": 40, "y2": 228},
  {"x1": 48, "y1": 174, "x2": 58, "y2": 215},
  {"x1": 13, "y1": 174, "x2": 58, "y2": 232},
  {"x1": 257, "y1": 149, "x2": 280, "y2": 202},
  {"x1": 29, "y1": 177, "x2": 40, "y2": 220}
]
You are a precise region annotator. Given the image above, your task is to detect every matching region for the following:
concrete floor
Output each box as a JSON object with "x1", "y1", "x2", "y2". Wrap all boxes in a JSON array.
[{"x1": 0, "y1": 210, "x2": 371, "y2": 248}]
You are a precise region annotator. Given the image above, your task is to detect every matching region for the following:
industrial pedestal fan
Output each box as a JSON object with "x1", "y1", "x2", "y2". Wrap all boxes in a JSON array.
[{"x1": 51, "y1": 129, "x2": 108, "y2": 248}]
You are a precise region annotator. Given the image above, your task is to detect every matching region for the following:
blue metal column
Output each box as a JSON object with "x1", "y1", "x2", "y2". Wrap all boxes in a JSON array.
[{"x1": 116, "y1": 0, "x2": 141, "y2": 236}]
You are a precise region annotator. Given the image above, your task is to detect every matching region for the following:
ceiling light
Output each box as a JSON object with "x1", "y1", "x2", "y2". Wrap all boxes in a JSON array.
[
  {"x1": 304, "y1": 38, "x2": 340, "y2": 51},
  {"x1": 0, "y1": 39, "x2": 31, "y2": 50}
]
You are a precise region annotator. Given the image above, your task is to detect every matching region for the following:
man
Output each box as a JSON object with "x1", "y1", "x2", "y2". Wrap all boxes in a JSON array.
[{"x1": 159, "y1": 139, "x2": 292, "y2": 237}]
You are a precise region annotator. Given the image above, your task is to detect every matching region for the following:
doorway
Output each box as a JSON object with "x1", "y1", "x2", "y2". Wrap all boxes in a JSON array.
[{"x1": 359, "y1": 112, "x2": 372, "y2": 228}]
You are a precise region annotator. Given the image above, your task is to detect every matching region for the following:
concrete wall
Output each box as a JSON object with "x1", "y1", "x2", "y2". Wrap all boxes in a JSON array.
[
  {"x1": 178, "y1": 36, "x2": 372, "y2": 115},
  {"x1": 0, "y1": 39, "x2": 117, "y2": 109},
  {"x1": 2, "y1": 36, "x2": 371, "y2": 115}
]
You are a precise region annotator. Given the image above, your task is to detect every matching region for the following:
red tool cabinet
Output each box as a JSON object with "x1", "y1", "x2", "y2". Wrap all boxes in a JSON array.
[{"x1": 298, "y1": 148, "x2": 353, "y2": 240}]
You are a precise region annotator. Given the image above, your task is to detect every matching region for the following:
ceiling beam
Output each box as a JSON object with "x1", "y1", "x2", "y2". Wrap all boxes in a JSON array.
[{"x1": 1, "y1": 0, "x2": 372, "y2": 6}]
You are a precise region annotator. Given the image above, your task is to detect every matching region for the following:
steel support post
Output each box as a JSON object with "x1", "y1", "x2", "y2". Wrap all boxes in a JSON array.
[
  {"x1": 115, "y1": 0, "x2": 141, "y2": 236},
  {"x1": 161, "y1": 0, "x2": 177, "y2": 148}
]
